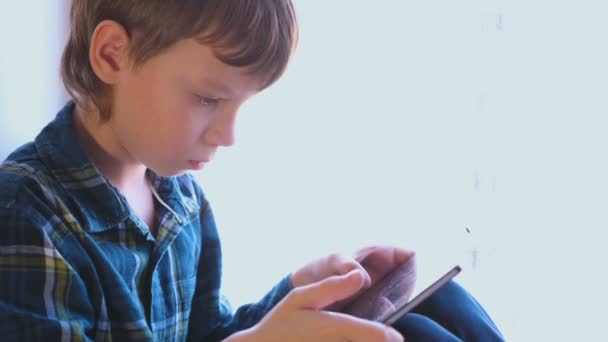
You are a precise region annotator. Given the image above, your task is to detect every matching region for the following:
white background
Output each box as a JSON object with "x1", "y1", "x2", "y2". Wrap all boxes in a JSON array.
[
  {"x1": 2, "y1": 1, "x2": 607, "y2": 340},
  {"x1": 0, "y1": 2, "x2": 67, "y2": 157}
]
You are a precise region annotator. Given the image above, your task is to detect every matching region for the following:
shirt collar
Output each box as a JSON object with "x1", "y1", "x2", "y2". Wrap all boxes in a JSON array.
[{"x1": 34, "y1": 101, "x2": 197, "y2": 233}]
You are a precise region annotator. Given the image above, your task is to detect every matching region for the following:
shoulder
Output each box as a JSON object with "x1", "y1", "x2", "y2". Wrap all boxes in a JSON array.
[
  {"x1": 0, "y1": 143, "x2": 63, "y2": 239},
  {"x1": 1, "y1": 143, "x2": 49, "y2": 206}
]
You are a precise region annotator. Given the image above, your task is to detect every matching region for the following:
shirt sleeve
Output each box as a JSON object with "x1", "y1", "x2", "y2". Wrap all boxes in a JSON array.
[
  {"x1": 0, "y1": 184, "x2": 96, "y2": 342},
  {"x1": 186, "y1": 189, "x2": 293, "y2": 342}
]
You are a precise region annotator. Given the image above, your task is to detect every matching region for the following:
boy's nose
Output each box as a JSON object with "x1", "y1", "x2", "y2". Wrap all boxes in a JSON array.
[{"x1": 204, "y1": 110, "x2": 237, "y2": 147}]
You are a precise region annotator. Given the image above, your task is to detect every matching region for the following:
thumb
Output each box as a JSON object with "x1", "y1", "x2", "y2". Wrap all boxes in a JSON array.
[{"x1": 287, "y1": 269, "x2": 367, "y2": 310}]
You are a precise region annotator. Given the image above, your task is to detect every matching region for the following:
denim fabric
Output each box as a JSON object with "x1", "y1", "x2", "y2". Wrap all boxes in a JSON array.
[{"x1": 394, "y1": 280, "x2": 505, "y2": 342}]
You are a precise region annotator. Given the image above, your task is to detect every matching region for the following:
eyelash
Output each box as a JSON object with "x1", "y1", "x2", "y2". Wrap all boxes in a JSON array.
[{"x1": 197, "y1": 95, "x2": 220, "y2": 107}]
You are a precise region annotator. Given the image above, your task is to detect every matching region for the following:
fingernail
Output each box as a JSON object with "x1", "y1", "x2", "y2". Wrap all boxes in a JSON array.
[{"x1": 386, "y1": 328, "x2": 403, "y2": 342}]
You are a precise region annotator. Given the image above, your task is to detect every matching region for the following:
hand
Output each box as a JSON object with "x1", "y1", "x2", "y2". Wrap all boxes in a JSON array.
[
  {"x1": 338, "y1": 246, "x2": 417, "y2": 319},
  {"x1": 291, "y1": 253, "x2": 372, "y2": 289},
  {"x1": 225, "y1": 270, "x2": 404, "y2": 342},
  {"x1": 290, "y1": 245, "x2": 417, "y2": 312},
  {"x1": 352, "y1": 245, "x2": 416, "y2": 290}
]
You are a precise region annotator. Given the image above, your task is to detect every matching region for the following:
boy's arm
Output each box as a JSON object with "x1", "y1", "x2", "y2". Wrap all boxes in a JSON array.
[
  {"x1": 0, "y1": 189, "x2": 95, "y2": 342},
  {"x1": 201, "y1": 275, "x2": 293, "y2": 341},
  {"x1": 186, "y1": 198, "x2": 293, "y2": 342}
]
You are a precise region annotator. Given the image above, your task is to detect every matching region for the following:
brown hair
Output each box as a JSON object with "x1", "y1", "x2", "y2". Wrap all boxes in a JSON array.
[{"x1": 61, "y1": 0, "x2": 298, "y2": 121}]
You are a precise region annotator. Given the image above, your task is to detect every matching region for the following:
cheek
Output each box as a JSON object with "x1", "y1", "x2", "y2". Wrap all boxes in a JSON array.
[
  {"x1": 119, "y1": 68, "x2": 175, "y2": 118},
  {"x1": 160, "y1": 108, "x2": 208, "y2": 149},
  {"x1": 115, "y1": 75, "x2": 209, "y2": 150}
]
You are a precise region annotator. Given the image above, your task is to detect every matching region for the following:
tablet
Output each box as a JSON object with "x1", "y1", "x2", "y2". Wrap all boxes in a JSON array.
[{"x1": 378, "y1": 265, "x2": 462, "y2": 325}]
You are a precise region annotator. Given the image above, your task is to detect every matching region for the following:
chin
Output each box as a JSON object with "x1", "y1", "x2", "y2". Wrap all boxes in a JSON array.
[
  {"x1": 167, "y1": 169, "x2": 190, "y2": 178},
  {"x1": 148, "y1": 166, "x2": 188, "y2": 178}
]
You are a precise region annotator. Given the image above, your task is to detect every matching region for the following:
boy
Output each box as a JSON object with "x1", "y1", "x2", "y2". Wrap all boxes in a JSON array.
[{"x1": 0, "y1": 1, "x2": 503, "y2": 341}]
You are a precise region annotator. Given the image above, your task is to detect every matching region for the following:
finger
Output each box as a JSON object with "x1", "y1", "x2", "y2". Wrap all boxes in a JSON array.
[
  {"x1": 329, "y1": 253, "x2": 371, "y2": 288},
  {"x1": 354, "y1": 245, "x2": 415, "y2": 265},
  {"x1": 287, "y1": 269, "x2": 368, "y2": 310},
  {"x1": 353, "y1": 245, "x2": 380, "y2": 261},
  {"x1": 355, "y1": 246, "x2": 416, "y2": 284},
  {"x1": 316, "y1": 310, "x2": 404, "y2": 342},
  {"x1": 392, "y1": 247, "x2": 416, "y2": 265},
  {"x1": 320, "y1": 256, "x2": 371, "y2": 312}
]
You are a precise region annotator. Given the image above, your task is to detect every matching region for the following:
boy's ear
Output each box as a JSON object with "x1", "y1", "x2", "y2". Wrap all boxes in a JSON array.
[{"x1": 89, "y1": 20, "x2": 131, "y2": 85}]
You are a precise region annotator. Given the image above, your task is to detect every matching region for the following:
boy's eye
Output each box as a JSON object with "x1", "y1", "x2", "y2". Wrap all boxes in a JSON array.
[{"x1": 197, "y1": 96, "x2": 220, "y2": 106}]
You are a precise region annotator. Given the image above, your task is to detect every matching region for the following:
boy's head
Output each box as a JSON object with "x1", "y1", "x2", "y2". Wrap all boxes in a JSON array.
[{"x1": 60, "y1": 0, "x2": 298, "y2": 176}]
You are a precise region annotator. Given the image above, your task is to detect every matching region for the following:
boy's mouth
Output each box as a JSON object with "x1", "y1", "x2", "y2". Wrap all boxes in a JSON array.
[{"x1": 188, "y1": 160, "x2": 208, "y2": 170}]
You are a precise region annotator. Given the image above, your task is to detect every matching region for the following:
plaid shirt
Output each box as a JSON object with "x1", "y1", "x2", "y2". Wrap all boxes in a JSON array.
[{"x1": 0, "y1": 101, "x2": 292, "y2": 341}]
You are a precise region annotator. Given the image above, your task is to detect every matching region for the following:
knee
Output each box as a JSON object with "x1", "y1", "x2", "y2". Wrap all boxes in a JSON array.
[{"x1": 414, "y1": 280, "x2": 505, "y2": 341}]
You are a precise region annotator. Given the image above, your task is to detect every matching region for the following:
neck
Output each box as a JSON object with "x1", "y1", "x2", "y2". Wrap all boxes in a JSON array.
[{"x1": 72, "y1": 105, "x2": 147, "y2": 191}]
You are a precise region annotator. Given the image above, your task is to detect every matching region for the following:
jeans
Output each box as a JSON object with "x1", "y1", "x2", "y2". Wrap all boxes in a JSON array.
[{"x1": 392, "y1": 281, "x2": 505, "y2": 342}]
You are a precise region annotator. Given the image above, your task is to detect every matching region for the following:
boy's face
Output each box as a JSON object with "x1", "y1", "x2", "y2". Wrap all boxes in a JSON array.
[{"x1": 108, "y1": 38, "x2": 261, "y2": 176}]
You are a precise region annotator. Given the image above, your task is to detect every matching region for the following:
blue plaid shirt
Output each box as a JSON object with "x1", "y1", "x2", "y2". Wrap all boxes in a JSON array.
[{"x1": 0, "y1": 101, "x2": 293, "y2": 341}]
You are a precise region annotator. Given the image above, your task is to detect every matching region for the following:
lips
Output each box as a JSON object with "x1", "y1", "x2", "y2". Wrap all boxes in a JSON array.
[{"x1": 188, "y1": 160, "x2": 207, "y2": 170}]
